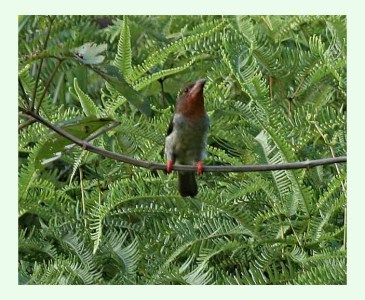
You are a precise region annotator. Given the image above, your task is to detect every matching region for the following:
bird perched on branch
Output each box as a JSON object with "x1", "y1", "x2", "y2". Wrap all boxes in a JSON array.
[{"x1": 165, "y1": 79, "x2": 209, "y2": 197}]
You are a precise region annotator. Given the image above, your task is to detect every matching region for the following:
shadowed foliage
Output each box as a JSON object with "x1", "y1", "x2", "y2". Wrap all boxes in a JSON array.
[{"x1": 18, "y1": 15, "x2": 346, "y2": 285}]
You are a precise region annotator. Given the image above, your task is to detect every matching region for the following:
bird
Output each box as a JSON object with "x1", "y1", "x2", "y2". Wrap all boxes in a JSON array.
[{"x1": 164, "y1": 79, "x2": 209, "y2": 197}]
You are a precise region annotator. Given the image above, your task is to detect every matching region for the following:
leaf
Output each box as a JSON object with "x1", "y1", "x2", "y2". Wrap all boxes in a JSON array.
[
  {"x1": 114, "y1": 16, "x2": 133, "y2": 82},
  {"x1": 18, "y1": 15, "x2": 347, "y2": 285},
  {"x1": 92, "y1": 64, "x2": 152, "y2": 116},
  {"x1": 73, "y1": 78, "x2": 100, "y2": 116},
  {"x1": 133, "y1": 58, "x2": 196, "y2": 91},
  {"x1": 34, "y1": 116, "x2": 115, "y2": 169},
  {"x1": 73, "y1": 42, "x2": 107, "y2": 65}
]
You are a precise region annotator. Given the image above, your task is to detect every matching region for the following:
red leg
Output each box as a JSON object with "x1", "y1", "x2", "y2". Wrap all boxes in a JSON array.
[
  {"x1": 166, "y1": 160, "x2": 174, "y2": 174},
  {"x1": 196, "y1": 161, "x2": 204, "y2": 175}
]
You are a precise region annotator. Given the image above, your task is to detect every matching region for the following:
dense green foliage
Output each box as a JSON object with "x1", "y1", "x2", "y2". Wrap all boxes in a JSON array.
[{"x1": 18, "y1": 15, "x2": 346, "y2": 285}]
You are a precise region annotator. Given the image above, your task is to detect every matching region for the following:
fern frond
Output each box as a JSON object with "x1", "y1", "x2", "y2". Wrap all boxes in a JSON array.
[
  {"x1": 114, "y1": 16, "x2": 133, "y2": 82},
  {"x1": 73, "y1": 78, "x2": 100, "y2": 116},
  {"x1": 19, "y1": 15, "x2": 346, "y2": 285},
  {"x1": 133, "y1": 58, "x2": 196, "y2": 91},
  {"x1": 130, "y1": 20, "x2": 225, "y2": 82}
]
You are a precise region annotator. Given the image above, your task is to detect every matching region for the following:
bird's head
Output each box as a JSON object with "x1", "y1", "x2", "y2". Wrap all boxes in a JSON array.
[{"x1": 176, "y1": 79, "x2": 206, "y2": 119}]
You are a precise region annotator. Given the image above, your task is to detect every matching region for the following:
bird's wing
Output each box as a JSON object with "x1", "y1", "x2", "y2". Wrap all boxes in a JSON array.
[{"x1": 166, "y1": 117, "x2": 174, "y2": 136}]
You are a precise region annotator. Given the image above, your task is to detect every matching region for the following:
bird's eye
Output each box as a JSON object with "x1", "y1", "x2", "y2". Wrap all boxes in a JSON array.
[{"x1": 183, "y1": 87, "x2": 189, "y2": 93}]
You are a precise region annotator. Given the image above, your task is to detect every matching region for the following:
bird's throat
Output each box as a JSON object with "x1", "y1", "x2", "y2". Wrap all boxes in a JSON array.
[{"x1": 177, "y1": 95, "x2": 205, "y2": 120}]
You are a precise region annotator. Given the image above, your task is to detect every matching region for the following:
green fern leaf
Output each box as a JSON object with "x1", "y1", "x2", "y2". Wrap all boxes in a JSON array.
[
  {"x1": 114, "y1": 16, "x2": 133, "y2": 82},
  {"x1": 73, "y1": 78, "x2": 100, "y2": 116}
]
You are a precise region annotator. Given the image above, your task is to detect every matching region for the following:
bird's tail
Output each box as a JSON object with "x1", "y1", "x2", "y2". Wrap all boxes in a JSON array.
[{"x1": 178, "y1": 172, "x2": 198, "y2": 197}]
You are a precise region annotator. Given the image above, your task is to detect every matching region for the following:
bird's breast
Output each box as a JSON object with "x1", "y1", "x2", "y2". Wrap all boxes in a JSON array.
[{"x1": 167, "y1": 113, "x2": 209, "y2": 163}]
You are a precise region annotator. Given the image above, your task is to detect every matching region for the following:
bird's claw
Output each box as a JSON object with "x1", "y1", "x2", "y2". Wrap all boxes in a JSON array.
[
  {"x1": 166, "y1": 160, "x2": 173, "y2": 174},
  {"x1": 196, "y1": 161, "x2": 204, "y2": 175}
]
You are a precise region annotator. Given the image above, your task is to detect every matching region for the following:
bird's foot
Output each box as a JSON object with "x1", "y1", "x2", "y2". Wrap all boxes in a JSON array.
[
  {"x1": 196, "y1": 161, "x2": 204, "y2": 175},
  {"x1": 166, "y1": 160, "x2": 173, "y2": 174}
]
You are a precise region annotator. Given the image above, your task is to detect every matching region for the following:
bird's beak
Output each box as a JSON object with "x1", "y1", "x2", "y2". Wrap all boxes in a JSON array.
[{"x1": 189, "y1": 79, "x2": 206, "y2": 98}]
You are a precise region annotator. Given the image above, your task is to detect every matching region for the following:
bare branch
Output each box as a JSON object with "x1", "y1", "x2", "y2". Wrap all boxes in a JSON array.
[{"x1": 20, "y1": 108, "x2": 347, "y2": 173}]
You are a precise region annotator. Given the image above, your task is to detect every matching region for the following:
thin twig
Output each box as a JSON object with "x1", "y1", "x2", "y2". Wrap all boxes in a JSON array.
[
  {"x1": 20, "y1": 108, "x2": 347, "y2": 173},
  {"x1": 291, "y1": 75, "x2": 306, "y2": 100},
  {"x1": 19, "y1": 78, "x2": 37, "y2": 130},
  {"x1": 18, "y1": 118, "x2": 37, "y2": 131},
  {"x1": 36, "y1": 58, "x2": 64, "y2": 113},
  {"x1": 158, "y1": 77, "x2": 166, "y2": 105},
  {"x1": 288, "y1": 97, "x2": 293, "y2": 119},
  {"x1": 31, "y1": 16, "x2": 54, "y2": 111},
  {"x1": 18, "y1": 78, "x2": 36, "y2": 130},
  {"x1": 313, "y1": 123, "x2": 337, "y2": 163},
  {"x1": 79, "y1": 167, "x2": 87, "y2": 227},
  {"x1": 269, "y1": 76, "x2": 274, "y2": 100},
  {"x1": 64, "y1": 120, "x2": 121, "y2": 151},
  {"x1": 18, "y1": 77, "x2": 30, "y2": 108}
]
